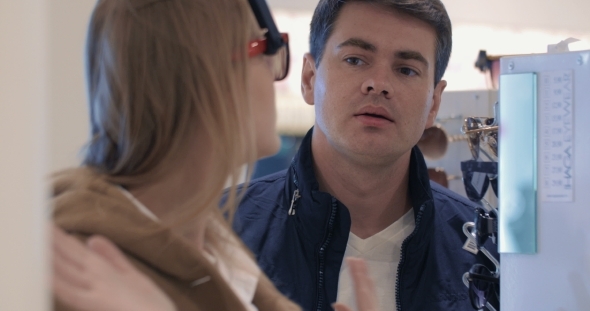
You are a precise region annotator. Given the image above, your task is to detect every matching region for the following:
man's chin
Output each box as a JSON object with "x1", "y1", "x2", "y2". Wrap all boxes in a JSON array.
[{"x1": 343, "y1": 143, "x2": 408, "y2": 165}]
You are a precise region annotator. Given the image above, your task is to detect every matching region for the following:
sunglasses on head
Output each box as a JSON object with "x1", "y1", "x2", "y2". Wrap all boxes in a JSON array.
[{"x1": 247, "y1": 0, "x2": 290, "y2": 81}]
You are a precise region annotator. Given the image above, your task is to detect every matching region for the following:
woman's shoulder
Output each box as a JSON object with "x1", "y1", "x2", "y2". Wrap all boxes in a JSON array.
[{"x1": 50, "y1": 166, "x2": 145, "y2": 238}]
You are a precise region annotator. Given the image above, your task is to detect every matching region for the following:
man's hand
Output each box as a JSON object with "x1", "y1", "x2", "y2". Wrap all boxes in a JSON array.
[
  {"x1": 333, "y1": 257, "x2": 379, "y2": 311},
  {"x1": 52, "y1": 224, "x2": 176, "y2": 311}
]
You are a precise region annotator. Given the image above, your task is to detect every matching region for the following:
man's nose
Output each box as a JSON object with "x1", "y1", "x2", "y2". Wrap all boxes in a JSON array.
[{"x1": 360, "y1": 69, "x2": 393, "y2": 98}]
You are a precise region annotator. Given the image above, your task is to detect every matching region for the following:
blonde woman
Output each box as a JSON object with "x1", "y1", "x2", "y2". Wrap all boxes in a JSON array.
[
  {"x1": 51, "y1": 0, "x2": 377, "y2": 310},
  {"x1": 52, "y1": 0, "x2": 297, "y2": 310}
]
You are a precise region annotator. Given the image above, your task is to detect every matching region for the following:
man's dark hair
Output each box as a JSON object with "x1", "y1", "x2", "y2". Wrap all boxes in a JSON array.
[{"x1": 309, "y1": 0, "x2": 452, "y2": 85}]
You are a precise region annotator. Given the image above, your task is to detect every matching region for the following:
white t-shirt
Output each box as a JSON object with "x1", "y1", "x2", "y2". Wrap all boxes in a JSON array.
[{"x1": 336, "y1": 208, "x2": 415, "y2": 311}]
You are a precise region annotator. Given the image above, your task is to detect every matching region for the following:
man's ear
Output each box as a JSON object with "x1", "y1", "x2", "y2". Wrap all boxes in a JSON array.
[
  {"x1": 301, "y1": 53, "x2": 317, "y2": 106},
  {"x1": 425, "y1": 80, "x2": 447, "y2": 128}
]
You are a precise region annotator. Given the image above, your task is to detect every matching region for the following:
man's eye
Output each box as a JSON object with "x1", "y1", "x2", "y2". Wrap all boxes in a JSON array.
[
  {"x1": 345, "y1": 57, "x2": 364, "y2": 66},
  {"x1": 399, "y1": 67, "x2": 418, "y2": 76}
]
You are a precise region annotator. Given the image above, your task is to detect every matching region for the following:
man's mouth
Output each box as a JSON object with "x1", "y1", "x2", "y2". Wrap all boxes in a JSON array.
[{"x1": 358, "y1": 113, "x2": 392, "y2": 121}]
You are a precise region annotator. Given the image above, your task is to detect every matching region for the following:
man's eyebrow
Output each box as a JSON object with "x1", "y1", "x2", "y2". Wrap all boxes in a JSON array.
[
  {"x1": 337, "y1": 38, "x2": 376, "y2": 52},
  {"x1": 396, "y1": 50, "x2": 429, "y2": 68}
]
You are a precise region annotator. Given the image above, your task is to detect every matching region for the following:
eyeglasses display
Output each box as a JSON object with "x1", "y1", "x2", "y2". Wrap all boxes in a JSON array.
[
  {"x1": 462, "y1": 221, "x2": 500, "y2": 311},
  {"x1": 466, "y1": 263, "x2": 500, "y2": 310},
  {"x1": 460, "y1": 105, "x2": 500, "y2": 311},
  {"x1": 417, "y1": 114, "x2": 468, "y2": 190},
  {"x1": 462, "y1": 117, "x2": 498, "y2": 161}
]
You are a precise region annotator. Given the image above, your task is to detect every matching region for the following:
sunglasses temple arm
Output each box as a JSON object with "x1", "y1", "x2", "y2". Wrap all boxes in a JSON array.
[
  {"x1": 478, "y1": 147, "x2": 495, "y2": 162},
  {"x1": 462, "y1": 272, "x2": 498, "y2": 311},
  {"x1": 480, "y1": 246, "x2": 500, "y2": 275},
  {"x1": 485, "y1": 302, "x2": 498, "y2": 311},
  {"x1": 491, "y1": 102, "x2": 499, "y2": 126},
  {"x1": 481, "y1": 198, "x2": 498, "y2": 216},
  {"x1": 462, "y1": 224, "x2": 500, "y2": 274}
]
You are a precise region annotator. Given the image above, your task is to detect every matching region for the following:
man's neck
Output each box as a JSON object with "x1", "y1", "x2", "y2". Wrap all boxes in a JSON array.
[{"x1": 311, "y1": 131, "x2": 413, "y2": 239}]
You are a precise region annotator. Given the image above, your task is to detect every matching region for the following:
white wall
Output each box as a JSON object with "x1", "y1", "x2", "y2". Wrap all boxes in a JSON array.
[
  {"x1": 0, "y1": 1, "x2": 94, "y2": 310},
  {"x1": 498, "y1": 50, "x2": 590, "y2": 311},
  {"x1": 47, "y1": 1, "x2": 95, "y2": 172},
  {"x1": 268, "y1": 0, "x2": 590, "y2": 34},
  {"x1": 0, "y1": 1, "x2": 50, "y2": 310}
]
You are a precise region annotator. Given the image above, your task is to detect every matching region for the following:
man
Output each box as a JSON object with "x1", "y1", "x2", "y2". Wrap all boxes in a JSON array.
[{"x1": 234, "y1": 0, "x2": 497, "y2": 310}]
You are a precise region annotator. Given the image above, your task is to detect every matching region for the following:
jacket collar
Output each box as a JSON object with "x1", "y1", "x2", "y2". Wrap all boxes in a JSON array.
[
  {"x1": 52, "y1": 168, "x2": 214, "y2": 283},
  {"x1": 286, "y1": 128, "x2": 339, "y2": 246},
  {"x1": 287, "y1": 127, "x2": 435, "y2": 236},
  {"x1": 407, "y1": 144, "x2": 435, "y2": 216}
]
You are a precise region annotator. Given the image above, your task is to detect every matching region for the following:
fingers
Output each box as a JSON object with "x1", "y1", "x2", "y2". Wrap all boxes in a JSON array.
[
  {"x1": 53, "y1": 244, "x2": 92, "y2": 290},
  {"x1": 87, "y1": 235, "x2": 132, "y2": 273},
  {"x1": 53, "y1": 270, "x2": 92, "y2": 311},
  {"x1": 52, "y1": 225, "x2": 87, "y2": 271},
  {"x1": 52, "y1": 225, "x2": 92, "y2": 289},
  {"x1": 347, "y1": 257, "x2": 378, "y2": 311}
]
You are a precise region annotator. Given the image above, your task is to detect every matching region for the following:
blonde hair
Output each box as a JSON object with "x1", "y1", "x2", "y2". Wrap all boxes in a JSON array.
[{"x1": 83, "y1": 0, "x2": 257, "y2": 229}]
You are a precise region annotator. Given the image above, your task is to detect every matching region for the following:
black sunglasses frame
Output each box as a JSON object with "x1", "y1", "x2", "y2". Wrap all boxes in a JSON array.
[
  {"x1": 248, "y1": 0, "x2": 287, "y2": 55},
  {"x1": 468, "y1": 264, "x2": 500, "y2": 310},
  {"x1": 248, "y1": 0, "x2": 290, "y2": 80},
  {"x1": 461, "y1": 160, "x2": 498, "y2": 203},
  {"x1": 474, "y1": 207, "x2": 498, "y2": 247}
]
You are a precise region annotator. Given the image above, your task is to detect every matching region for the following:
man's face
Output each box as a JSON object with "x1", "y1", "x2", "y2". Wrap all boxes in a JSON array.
[{"x1": 301, "y1": 2, "x2": 446, "y2": 163}]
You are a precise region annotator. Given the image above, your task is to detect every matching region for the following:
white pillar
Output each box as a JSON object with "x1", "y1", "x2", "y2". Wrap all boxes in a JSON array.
[
  {"x1": 46, "y1": 0, "x2": 94, "y2": 172},
  {"x1": 0, "y1": 0, "x2": 94, "y2": 309},
  {"x1": 0, "y1": 1, "x2": 50, "y2": 310}
]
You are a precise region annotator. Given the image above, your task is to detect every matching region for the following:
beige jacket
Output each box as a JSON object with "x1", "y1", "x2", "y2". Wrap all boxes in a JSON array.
[{"x1": 52, "y1": 167, "x2": 301, "y2": 311}]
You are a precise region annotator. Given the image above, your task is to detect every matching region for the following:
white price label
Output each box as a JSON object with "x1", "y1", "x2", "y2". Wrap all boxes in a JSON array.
[{"x1": 539, "y1": 70, "x2": 574, "y2": 202}]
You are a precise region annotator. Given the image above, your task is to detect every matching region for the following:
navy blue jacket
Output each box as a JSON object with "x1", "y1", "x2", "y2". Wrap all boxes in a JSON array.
[{"x1": 234, "y1": 129, "x2": 497, "y2": 311}]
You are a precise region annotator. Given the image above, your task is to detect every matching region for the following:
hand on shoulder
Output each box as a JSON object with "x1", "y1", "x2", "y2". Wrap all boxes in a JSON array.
[{"x1": 52, "y1": 224, "x2": 177, "y2": 311}]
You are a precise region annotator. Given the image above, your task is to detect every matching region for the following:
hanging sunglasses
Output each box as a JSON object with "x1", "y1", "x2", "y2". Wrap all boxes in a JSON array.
[
  {"x1": 467, "y1": 264, "x2": 500, "y2": 311},
  {"x1": 461, "y1": 160, "x2": 498, "y2": 203},
  {"x1": 248, "y1": 0, "x2": 290, "y2": 81},
  {"x1": 462, "y1": 222, "x2": 500, "y2": 271},
  {"x1": 474, "y1": 207, "x2": 497, "y2": 247},
  {"x1": 462, "y1": 117, "x2": 498, "y2": 161},
  {"x1": 462, "y1": 222, "x2": 500, "y2": 311}
]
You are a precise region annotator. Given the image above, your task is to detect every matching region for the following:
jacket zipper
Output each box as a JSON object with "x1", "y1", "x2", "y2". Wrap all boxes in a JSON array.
[
  {"x1": 315, "y1": 198, "x2": 338, "y2": 311},
  {"x1": 288, "y1": 165, "x2": 301, "y2": 216},
  {"x1": 395, "y1": 203, "x2": 426, "y2": 311},
  {"x1": 288, "y1": 189, "x2": 301, "y2": 215}
]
